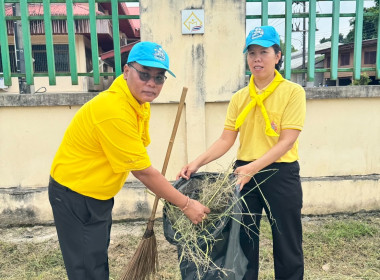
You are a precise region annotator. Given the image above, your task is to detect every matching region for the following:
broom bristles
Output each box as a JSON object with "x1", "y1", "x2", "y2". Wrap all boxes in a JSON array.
[{"x1": 120, "y1": 224, "x2": 159, "y2": 280}]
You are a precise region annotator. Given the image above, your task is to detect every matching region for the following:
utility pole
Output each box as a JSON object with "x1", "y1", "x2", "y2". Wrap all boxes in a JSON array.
[
  {"x1": 292, "y1": 1, "x2": 307, "y2": 87},
  {"x1": 302, "y1": 2, "x2": 306, "y2": 87},
  {"x1": 13, "y1": 3, "x2": 34, "y2": 94}
]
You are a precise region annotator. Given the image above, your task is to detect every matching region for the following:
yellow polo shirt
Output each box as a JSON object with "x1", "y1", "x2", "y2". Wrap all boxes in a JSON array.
[
  {"x1": 225, "y1": 79, "x2": 306, "y2": 162},
  {"x1": 50, "y1": 75, "x2": 151, "y2": 200}
]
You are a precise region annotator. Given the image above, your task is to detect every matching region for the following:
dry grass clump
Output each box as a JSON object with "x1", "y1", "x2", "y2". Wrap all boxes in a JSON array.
[
  {"x1": 164, "y1": 171, "x2": 238, "y2": 278},
  {"x1": 163, "y1": 166, "x2": 279, "y2": 279}
]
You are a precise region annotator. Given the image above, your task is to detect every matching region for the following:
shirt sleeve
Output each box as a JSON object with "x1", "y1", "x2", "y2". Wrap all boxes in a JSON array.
[
  {"x1": 281, "y1": 86, "x2": 306, "y2": 131},
  {"x1": 94, "y1": 118, "x2": 151, "y2": 173}
]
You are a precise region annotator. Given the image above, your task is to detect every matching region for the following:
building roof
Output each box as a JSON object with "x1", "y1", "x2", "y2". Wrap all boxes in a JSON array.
[
  {"x1": 5, "y1": 3, "x2": 103, "y2": 16},
  {"x1": 5, "y1": 3, "x2": 139, "y2": 39},
  {"x1": 100, "y1": 41, "x2": 140, "y2": 69},
  {"x1": 5, "y1": 3, "x2": 140, "y2": 52},
  {"x1": 287, "y1": 42, "x2": 332, "y2": 69},
  {"x1": 98, "y1": 3, "x2": 140, "y2": 38},
  {"x1": 315, "y1": 39, "x2": 377, "y2": 54}
]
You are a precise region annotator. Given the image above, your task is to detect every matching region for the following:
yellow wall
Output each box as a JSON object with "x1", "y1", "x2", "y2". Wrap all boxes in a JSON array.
[
  {"x1": 300, "y1": 98, "x2": 380, "y2": 177},
  {"x1": 0, "y1": 106, "x2": 78, "y2": 188},
  {"x1": 1, "y1": 95, "x2": 379, "y2": 223},
  {"x1": 140, "y1": 0, "x2": 246, "y2": 161},
  {"x1": 0, "y1": 0, "x2": 379, "y2": 224}
]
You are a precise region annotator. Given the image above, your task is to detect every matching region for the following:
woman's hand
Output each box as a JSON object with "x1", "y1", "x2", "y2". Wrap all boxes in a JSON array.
[
  {"x1": 176, "y1": 162, "x2": 199, "y2": 180},
  {"x1": 234, "y1": 162, "x2": 258, "y2": 190},
  {"x1": 177, "y1": 130, "x2": 238, "y2": 181}
]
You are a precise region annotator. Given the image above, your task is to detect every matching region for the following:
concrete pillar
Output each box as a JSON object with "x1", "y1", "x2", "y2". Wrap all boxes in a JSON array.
[{"x1": 140, "y1": 0, "x2": 246, "y2": 163}]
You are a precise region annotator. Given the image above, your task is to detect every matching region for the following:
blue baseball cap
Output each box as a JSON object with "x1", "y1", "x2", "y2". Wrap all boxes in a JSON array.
[
  {"x1": 243, "y1": 26, "x2": 280, "y2": 53},
  {"x1": 127, "y1": 41, "x2": 176, "y2": 77}
]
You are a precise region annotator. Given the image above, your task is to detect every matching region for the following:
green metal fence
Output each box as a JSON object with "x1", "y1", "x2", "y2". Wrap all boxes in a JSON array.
[
  {"x1": 0, "y1": 0, "x2": 379, "y2": 89},
  {"x1": 246, "y1": 0, "x2": 380, "y2": 82},
  {"x1": 0, "y1": 0, "x2": 139, "y2": 88}
]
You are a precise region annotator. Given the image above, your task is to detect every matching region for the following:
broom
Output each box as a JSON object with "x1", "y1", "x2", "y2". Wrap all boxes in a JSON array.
[{"x1": 120, "y1": 87, "x2": 188, "y2": 280}]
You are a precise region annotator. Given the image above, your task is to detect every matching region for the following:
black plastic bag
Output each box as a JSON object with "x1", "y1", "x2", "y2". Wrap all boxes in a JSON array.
[{"x1": 163, "y1": 172, "x2": 249, "y2": 280}]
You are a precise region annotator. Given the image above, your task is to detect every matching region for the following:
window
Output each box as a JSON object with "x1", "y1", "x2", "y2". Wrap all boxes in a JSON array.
[
  {"x1": 364, "y1": 51, "x2": 376, "y2": 64},
  {"x1": 1, "y1": 45, "x2": 70, "y2": 73},
  {"x1": 340, "y1": 53, "x2": 350, "y2": 66},
  {"x1": 33, "y1": 45, "x2": 70, "y2": 72},
  {"x1": 326, "y1": 55, "x2": 330, "y2": 68},
  {"x1": 85, "y1": 48, "x2": 93, "y2": 72},
  {"x1": 0, "y1": 45, "x2": 17, "y2": 72},
  {"x1": 53, "y1": 45, "x2": 70, "y2": 72}
]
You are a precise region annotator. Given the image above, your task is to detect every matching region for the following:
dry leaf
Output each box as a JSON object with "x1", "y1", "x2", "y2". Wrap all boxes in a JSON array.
[{"x1": 322, "y1": 263, "x2": 330, "y2": 271}]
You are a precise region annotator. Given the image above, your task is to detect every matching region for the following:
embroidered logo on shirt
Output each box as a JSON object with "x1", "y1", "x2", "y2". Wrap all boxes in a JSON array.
[
  {"x1": 153, "y1": 46, "x2": 166, "y2": 61},
  {"x1": 271, "y1": 121, "x2": 278, "y2": 132}
]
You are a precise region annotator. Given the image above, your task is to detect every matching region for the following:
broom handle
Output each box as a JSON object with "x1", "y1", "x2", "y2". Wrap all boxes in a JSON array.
[{"x1": 148, "y1": 87, "x2": 188, "y2": 222}]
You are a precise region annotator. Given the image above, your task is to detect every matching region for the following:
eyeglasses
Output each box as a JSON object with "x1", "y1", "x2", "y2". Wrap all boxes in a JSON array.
[{"x1": 128, "y1": 63, "x2": 167, "y2": 85}]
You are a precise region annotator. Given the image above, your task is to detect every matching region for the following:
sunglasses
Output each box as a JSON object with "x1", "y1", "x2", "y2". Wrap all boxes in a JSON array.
[{"x1": 128, "y1": 63, "x2": 167, "y2": 85}]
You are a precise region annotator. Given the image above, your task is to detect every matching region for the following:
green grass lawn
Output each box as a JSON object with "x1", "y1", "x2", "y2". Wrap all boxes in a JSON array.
[{"x1": 0, "y1": 212, "x2": 379, "y2": 280}]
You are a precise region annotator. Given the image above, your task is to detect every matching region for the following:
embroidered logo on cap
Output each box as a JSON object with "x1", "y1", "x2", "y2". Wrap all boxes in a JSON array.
[
  {"x1": 153, "y1": 46, "x2": 166, "y2": 61},
  {"x1": 251, "y1": 27, "x2": 264, "y2": 40}
]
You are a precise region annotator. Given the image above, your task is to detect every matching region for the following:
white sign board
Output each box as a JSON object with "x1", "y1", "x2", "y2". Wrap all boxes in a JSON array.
[{"x1": 182, "y1": 9, "x2": 204, "y2": 35}]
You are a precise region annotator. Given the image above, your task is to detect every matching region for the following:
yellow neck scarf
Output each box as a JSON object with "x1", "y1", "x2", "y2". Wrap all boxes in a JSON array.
[
  {"x1": 109, "y1": 75, "x2": 151, "y2": 146},
  {"x1": 235, "y1": 70, "x2": 284, "y2": 137}
]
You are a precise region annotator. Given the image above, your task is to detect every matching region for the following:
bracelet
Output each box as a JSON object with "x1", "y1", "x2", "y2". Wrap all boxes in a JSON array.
[{"x1": 180, "y1": 196, "x2": 190, "y2": 212}]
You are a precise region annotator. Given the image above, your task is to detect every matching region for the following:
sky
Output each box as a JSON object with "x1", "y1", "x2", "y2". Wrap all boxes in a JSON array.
[{"x1": 126, "y1": 1, "x2": 377, "y2": 50}]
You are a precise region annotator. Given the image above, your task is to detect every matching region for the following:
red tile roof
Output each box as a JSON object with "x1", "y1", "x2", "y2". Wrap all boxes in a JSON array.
[
  {"x1": 121, "y1": 5, "x2": 140, "y2": 32},
  {"x1": 5, "y1": 3, "x2": 104, "y2": 16},
  {"x1": 98, "y1": 3, "x2": 140, "y2": 38}
]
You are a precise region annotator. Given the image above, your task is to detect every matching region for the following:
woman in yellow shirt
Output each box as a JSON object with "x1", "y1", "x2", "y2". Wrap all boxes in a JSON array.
[{"x1": 178, "y1": 26, "x2": 306, "y2": 280}]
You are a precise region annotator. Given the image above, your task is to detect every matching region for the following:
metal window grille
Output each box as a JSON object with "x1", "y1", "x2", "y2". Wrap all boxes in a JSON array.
[
  {"x1": 340, "y1": 53, "x2": 350, "y2": 66},
  {"x1": 0, "y1": 45, "x2": 17, "y2": 72},
  {"x1": 33, "y1": 45, "x2": 70, "y2": 73},
  {"x1": 364, "y1": 51, "x2": 377, "y2": 64}
]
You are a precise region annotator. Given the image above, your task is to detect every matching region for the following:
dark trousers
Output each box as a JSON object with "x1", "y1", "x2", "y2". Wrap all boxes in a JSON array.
[
  {"x1": 48, "y1": 177, "x2": 114, "y2": 280},
  {"x1": 235, "y1": 161, "x2": 304, "y2": 280}
]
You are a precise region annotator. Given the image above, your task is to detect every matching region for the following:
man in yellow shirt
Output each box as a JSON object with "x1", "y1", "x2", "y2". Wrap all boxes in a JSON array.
[{"x1": 49, "y1": 41, "x2": 210, "y2": 280}]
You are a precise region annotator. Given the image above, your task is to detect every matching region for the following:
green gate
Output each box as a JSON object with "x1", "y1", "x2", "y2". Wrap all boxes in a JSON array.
[
  {"x1": 0, "y1": 0, "x2": 139, "y2": 88},
  {"x1": 0, "y1": 0, "x2": 379, "y2": 89}
]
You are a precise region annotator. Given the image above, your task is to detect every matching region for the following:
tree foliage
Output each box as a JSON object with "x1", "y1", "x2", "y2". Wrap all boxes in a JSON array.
[
  {"x1": 280, "y1": 39, "x2": 297, "y2": 54},
  {"x1": 319, "y1": 33, "x2": 345, "y2": 44},
  {"x1": 319, "y1": 1, "x2": 379, "y2": 44},
  {"x1": 344, "y1": 2, "x2": 379, "y2": 43}
]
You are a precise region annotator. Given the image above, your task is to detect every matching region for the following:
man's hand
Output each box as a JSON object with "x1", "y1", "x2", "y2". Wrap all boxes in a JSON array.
[{"x1": 182, "y1": 198, "x2": 210, "y2": 224}]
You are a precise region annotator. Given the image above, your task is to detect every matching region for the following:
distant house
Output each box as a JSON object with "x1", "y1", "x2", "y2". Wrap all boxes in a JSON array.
[
  {"x1": 289, "y1": 42, "x2": 331, "y2": 87},
  {"x1": 99, "y1": 3, "x2": 140, "y2": 70},
  {"x1": 316, "y1": 39, "x2": 379, "y2": 86},
  {"x1": 0, "y1": 3, "x2": 140, "y2": 93},
  {"x1": 244, "y1": 43, "x2": 330, "y2": 87}
]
